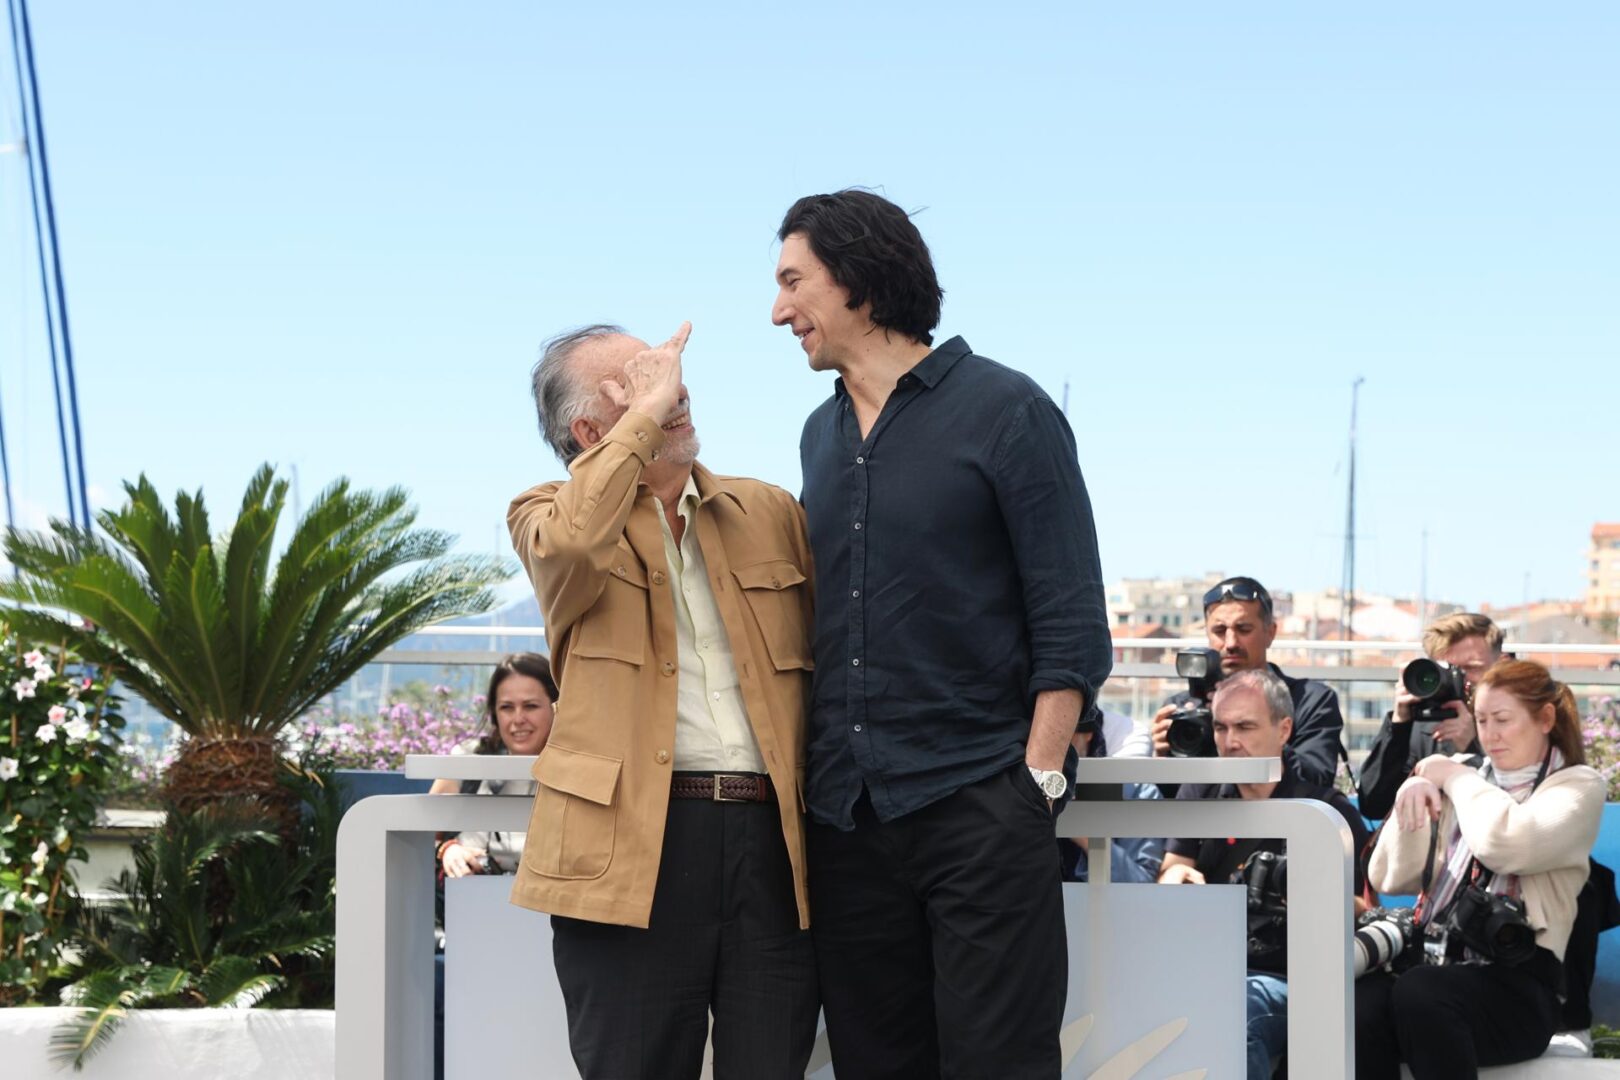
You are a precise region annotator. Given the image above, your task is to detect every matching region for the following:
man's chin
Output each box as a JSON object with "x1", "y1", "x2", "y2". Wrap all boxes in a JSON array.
[{"x1": 663, "y1": 433, "x2": 700, "y2": 466}]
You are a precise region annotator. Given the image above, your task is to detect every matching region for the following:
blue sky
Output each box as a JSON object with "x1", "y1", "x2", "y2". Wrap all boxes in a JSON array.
[{"x1": 1, "y1": 2, "x2": 1615, "y2": 611}]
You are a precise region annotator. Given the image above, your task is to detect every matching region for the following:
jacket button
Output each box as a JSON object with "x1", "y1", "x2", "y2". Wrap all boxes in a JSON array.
[
  {"x1": 661, "y1": 661, "x2": 676, "y2": 676},
  {"x1": 636, "y1": 431, "x2": 648, "y2": 442},
  {"x1": 652, "y1": 571, "x2": 666, "y2": 585},
  {"x1": 655, "y1": 750, "x2": 670, "y2": 764},
  {"x1": 615, "y1": 566, "x2": 627, "y2": 577},
  {"x1": 770, "y1": 577, "x2": 781, "y2": 588}
]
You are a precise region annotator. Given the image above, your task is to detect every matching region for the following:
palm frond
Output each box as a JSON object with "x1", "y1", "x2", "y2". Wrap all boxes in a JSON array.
[
  {"x1": 51, "y1": 969, "x2": 143, "y2": 1070},
  {"x1": 5, "y1": 463, "x2": 509, "y2": 741},
  {"x1": 196, "y1": 955, "x2": 285, "y2": 1008}
]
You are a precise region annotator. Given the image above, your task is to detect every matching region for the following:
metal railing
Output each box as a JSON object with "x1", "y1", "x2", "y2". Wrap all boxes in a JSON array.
[{"x1": 342, "y1": 629, "x2": 1620, "y2": 762}]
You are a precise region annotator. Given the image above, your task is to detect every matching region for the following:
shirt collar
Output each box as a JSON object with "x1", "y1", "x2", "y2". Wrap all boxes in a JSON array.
[
  {"x1": 691, "y1": 462, "x2": 746, "y2": 514},
  {"x1": 833, "y1": 335, "x2": 971, "y2": 399}
]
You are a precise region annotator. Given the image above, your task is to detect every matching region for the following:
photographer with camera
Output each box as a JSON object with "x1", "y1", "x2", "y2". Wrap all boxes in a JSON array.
[
  {"x1": 1150, "y1": 576, "x2": 1345, "y2": 789},
  {"x1": 1157, "y1": 668, "x2": 1370, "y2": 1079},
  {"x1": 1356, "y1": 613, "x2": 1501, "y2": 822},
  {"x1": 1355, "y1": 660, "x2": 1604, "y2": 1078}
]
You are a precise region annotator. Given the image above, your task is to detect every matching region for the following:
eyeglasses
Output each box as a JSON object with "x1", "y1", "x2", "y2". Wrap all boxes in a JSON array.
[{"x1": 1203, "y1": 580, "x2": 1273, "y2": 615}]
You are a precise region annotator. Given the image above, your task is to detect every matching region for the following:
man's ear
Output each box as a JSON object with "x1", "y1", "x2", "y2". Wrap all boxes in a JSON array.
[
  {"x1": 571, "y1": 415, "x2": 603, "y2": 454},
  {"x1": 1279, "y1": 715, "x2": 1294, "y2": 745}
]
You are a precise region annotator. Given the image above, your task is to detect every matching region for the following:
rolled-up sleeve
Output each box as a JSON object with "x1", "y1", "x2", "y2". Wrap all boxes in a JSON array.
[{"x1": 991, "y1": 396, "x2": 1113, "y2": 717}]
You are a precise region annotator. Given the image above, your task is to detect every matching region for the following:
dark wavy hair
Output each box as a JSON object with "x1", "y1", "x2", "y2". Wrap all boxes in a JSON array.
[
  {"x1": 476, "y1": 652, "x2": 558, "y2": 755},
  {"x1": 776, "y1": 189, "x2": 943, "y2": 345}
]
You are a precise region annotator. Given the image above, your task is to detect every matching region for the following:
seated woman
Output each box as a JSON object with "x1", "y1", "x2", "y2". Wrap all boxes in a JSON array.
[
  {"x1": 1356, "y1": 659, "x2": 1604, "y2": 1079},
  {"x1": 432, "y1": 652, "x2": 556, "y2": 877}
]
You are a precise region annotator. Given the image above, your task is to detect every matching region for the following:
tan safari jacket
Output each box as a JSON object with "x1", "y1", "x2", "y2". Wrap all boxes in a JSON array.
[{"x1": 506, "y1": 410, "x2": 815, "y2": 929}]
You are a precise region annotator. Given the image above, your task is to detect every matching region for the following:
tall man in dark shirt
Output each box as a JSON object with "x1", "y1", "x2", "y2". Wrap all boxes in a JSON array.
[
  {"x1": 770, "y1": 189, "x2": 1113, "y2": 1079},
  {"x1": 1150, "y1": 576, "x2": 1345, "y2": 789}
]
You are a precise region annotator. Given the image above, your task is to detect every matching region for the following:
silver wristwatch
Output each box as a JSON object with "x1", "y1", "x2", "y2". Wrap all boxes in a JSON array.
[{"x1": 1028, "y1": 766, "x2": 1068, "y2": 800}]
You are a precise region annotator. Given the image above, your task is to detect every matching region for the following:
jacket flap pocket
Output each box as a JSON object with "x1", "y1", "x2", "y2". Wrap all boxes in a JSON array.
[
  {"x1": 532, "y1": 744, "x2": 623, "y2": 805},
  {"x1": 607, "y1": 557, "x2": 649, "y2": 589},
  {"x1": 731, "y1": 559, "x2": 806, "y2": 592}
]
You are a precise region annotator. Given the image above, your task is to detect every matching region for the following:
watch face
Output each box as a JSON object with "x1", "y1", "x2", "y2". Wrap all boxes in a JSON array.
[{"x1": 1039, "y1": 772, "x2": 1067, "y2": 798}]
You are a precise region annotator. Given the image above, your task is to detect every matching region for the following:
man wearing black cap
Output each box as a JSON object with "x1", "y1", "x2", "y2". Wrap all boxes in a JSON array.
[{"x1": 1150, "y1": 575, "x2": 1345, "y2": 788}]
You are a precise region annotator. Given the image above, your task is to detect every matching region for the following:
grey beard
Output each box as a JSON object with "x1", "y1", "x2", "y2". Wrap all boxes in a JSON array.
[{"x1": 663, "y1": 432, "x2": 700, "y2": 465}]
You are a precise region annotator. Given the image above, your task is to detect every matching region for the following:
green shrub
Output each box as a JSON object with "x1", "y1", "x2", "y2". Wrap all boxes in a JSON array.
[
  {"x1": 0, "y1": 632, "x2": 124, "y2": 1004},
  {"x1": 50, "y1": 755, "x2": 341, "y2": 1069}
]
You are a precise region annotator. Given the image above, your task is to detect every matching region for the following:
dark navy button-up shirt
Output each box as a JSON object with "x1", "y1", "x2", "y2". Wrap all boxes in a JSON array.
[{"x1": 800, "y1": 336, "x2": 1113, "y2": 829}]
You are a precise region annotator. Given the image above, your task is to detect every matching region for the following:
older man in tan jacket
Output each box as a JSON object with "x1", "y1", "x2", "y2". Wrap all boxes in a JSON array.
[{"x1": 507, "y1": 321, "x2": 816, "y2": 1080}]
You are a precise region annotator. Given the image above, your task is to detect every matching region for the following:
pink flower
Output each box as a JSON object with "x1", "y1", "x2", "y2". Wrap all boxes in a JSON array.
[
  {"x1": 22, "y1": 650, "x2": 44, "y2": 668},
  {"x1": 12, "y1": 678, "x2": 37, "y2": 700},
  {"x1": 48, "y1": 705, "x2": 69, "y2": 725}
]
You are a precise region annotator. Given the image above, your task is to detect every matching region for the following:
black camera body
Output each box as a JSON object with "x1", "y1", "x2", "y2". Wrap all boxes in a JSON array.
[
  {"x1": 1402, "y1": 657, "x2": 1469, "y2": 726},
  {"x1": 1440, "y1": 883, "x2": 1537, "y2": 966},
  {"x1": 1238, "y1": 849, "x2": 1288, "y2": 918},
  {"x1": 1234, "y1": 849, "x2": 1289, "y2": 966},
  {"x1": 1166, "y1": 647, "x2": 1225, "y2": 758},
  {"x1": 1353, "y1": 906, "x2": 1425, "y2": 978}
]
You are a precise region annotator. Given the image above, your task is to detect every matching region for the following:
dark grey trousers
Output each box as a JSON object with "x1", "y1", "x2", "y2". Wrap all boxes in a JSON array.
[{"x1": 551, "y1": 796, "x2": 817, "y2": 1080}]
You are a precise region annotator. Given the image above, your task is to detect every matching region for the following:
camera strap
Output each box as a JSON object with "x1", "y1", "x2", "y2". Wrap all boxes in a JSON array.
[{"x1": 1422, "y1": 747, "x2": 1554, "y2": 921}]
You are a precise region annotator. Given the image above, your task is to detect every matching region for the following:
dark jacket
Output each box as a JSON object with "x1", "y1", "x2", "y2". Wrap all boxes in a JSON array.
[
  {"x1": 1162, "y1": 662, "x2": 1345, "y2": 795},
  {"x1": 1355, "y1": 710, "x2": 1480, "y2": 821}
]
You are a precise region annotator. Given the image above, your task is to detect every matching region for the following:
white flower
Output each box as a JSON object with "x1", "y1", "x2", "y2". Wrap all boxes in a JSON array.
[
  {"x1": 32, "y1": 663, "x2": 53, "y2": 682},
  {"x1": 12, "y1": 678, "x2": 36, "y2": 700},
  {"x1": 34, "y1": 723, "x2": 57, "y2": 744},
  {"x1": 0, "y1": 757, "x2": 17, "y2": 781},
  {"x1": 63, "y1": 718, "x2": 93, "y2": 743},
  {"x1": 0, "y1": 893, "x2": 15, "y2": 913},
  {"x1": 22, "y1": 650, "x2": 44, "y2": 668},
  {"x1": 31, "y1": 841, "x2": 49, "y2": 873},
  {"x1": 48, "y1": 705, "x2": 69, "y2": 725}
]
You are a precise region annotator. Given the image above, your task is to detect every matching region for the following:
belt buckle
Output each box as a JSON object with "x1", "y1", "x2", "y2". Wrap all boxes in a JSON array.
[{"x1": 711, "y1": 773, "x2": 752, "y2": 803}]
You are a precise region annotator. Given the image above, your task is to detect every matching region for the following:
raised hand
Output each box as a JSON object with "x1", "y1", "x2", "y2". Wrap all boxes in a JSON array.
[
  {"x1": 1393, "y1": 776, "x2": 1443, "y2": 832},
  {"x1": 601, "y1": 321, "x2": 691, "y2": 426}
]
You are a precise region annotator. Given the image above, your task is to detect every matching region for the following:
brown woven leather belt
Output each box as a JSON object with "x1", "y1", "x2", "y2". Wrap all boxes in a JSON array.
[{"x1": 669, "y1": 772, "x2": 775, "y2": 803}]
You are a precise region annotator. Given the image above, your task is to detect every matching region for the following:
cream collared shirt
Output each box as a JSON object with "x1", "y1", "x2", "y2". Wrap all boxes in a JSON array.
[{"x1": 657, "y1": 475, "x2": 767, "y2": 773}]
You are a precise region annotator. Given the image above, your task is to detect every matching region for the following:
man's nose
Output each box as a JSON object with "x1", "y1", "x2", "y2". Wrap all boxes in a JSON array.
[{"x1": 771, "y1": 293, "x2": 792, "y2": 326}]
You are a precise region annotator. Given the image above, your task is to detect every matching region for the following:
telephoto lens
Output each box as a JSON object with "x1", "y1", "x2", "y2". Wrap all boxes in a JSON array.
[
  {"x1": 1353, "y1": 919, "x2": 1408, "y2": 977},
  {"x1": 1352, "y1": 907, "x2": 1422, "y2": 978},
  {"x1": 1401, "y1": 658, "x2": 1470, "y2": 724}
]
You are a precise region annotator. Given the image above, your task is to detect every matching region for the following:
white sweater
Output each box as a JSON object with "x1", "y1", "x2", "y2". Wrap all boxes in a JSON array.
[{"x1": 1368, "y1": 759, "x2": 1605, "y2": 961}]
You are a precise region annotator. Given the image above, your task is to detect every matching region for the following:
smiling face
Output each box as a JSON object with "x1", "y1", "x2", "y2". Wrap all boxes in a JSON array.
[
  {"x1": 493, "y1": 673, "x2": 554, "y2": 756},
  {"x1": 1472, "y1": 683, "x2": 1555, "y2": 772},
  {"x1": 1204, "y1": 600, "x2": 1277, "y2": 674},
  {"x1": 569, "y1": 333, "x2": 698, "y2": 464},
  {"x1": 771, "y1": 232, "x2": 873, "y2": 371}
]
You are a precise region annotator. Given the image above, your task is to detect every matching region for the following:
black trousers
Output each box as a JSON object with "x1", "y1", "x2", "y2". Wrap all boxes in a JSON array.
[
  {"x1": 808, "y1": 761, "x2": 1068, "y2": 1080},
  {"x1": 551, "y1": 797, "x2": 817, "y2": 1080},
  {"x1": 1354, "y1": 954, "x2": 1561, "y2": 1079}
]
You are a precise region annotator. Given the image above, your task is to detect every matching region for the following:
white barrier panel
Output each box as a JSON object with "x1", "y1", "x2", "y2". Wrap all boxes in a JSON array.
[
  {"x1": 340, "y1": 757, "x2": 1354, "y2": 1079},
  {"x1": 443, "y1": 876, "x2": 1246, "y2": 1079}
]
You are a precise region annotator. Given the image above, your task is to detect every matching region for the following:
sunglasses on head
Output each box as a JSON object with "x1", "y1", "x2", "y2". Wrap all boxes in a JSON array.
[{"x1": 1203, "y1": 580, "x2": 1273, "y2": 615}]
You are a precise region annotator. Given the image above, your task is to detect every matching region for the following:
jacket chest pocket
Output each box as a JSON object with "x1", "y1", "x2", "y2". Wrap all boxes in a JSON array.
[
  {"x1": 523, "y1": 744, "x2": 622, "y2": 880},
  {"x1": 731, "y1": 559, "x2": 813, "y2": 672},
  {"x1": 571, "y1": 558, "x2": 649, "y2": 666}
]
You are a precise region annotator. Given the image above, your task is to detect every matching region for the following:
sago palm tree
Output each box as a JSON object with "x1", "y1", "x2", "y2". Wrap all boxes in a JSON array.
[{"x1": 0, "y1": 464, "x2": 510, "y2": 820}]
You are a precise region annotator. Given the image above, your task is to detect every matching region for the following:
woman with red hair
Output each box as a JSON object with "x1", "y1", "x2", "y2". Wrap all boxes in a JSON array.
[{"x1": 1355, "y1": 659, "x2": 1604, "y2": 1078}]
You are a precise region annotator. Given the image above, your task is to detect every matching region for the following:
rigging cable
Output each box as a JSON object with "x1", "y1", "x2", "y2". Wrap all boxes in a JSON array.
[{"x1": 12, "y1": 0, "x2": 86, "y2": 528}]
